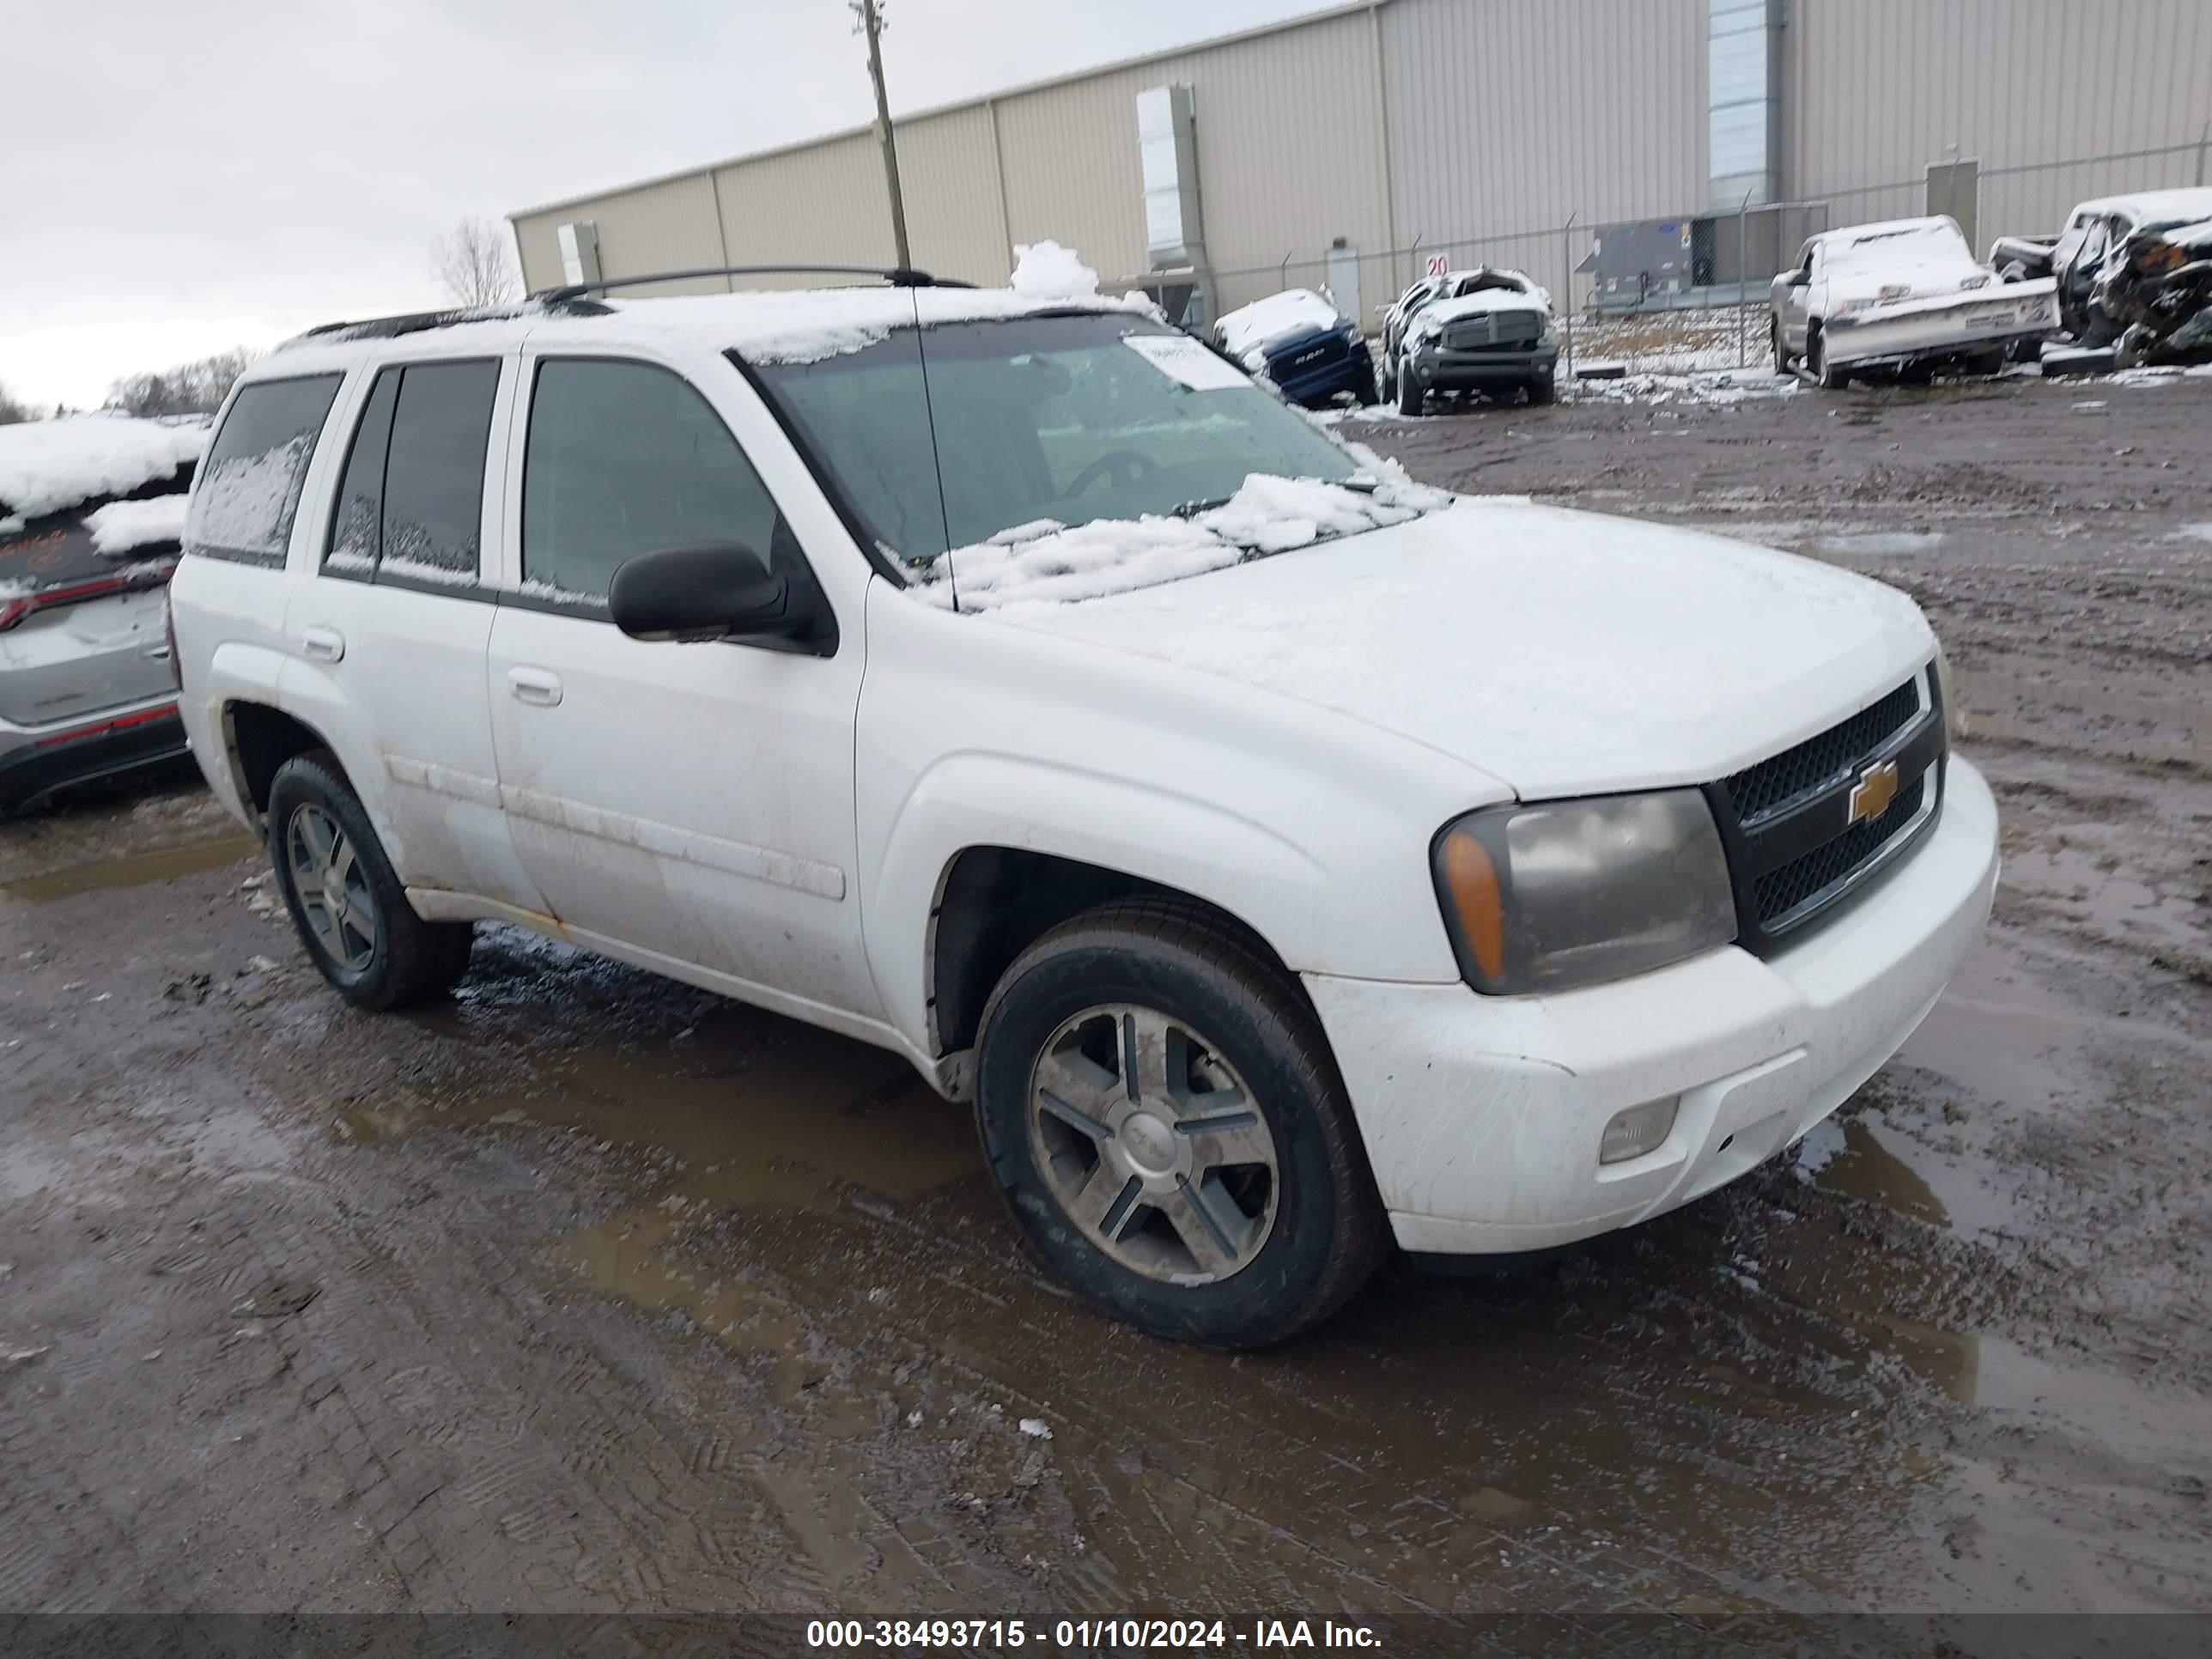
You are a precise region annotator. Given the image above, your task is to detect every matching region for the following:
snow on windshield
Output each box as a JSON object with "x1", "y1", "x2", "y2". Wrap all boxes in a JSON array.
[
  {"x1": 0, "y1": 414, "x2": 205, "y2": 524},
  {"x1": 909, "y1": 466, "x2": 1454, "y2": 613},
  {"x1": 1215, "y1": 290, "x2": 1343, "y2": 366},
  {"x1": 85, "y1": 495, "x2": 190, "y2": 555}
]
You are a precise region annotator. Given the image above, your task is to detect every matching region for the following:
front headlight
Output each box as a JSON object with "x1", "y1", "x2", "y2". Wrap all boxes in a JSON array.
[{"x1": 1432, "y1": 790, "x2": 1737, "y2": 994}]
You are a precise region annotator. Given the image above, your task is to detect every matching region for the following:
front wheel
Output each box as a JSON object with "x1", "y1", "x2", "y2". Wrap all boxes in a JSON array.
[
  {"x1": 1347, "y1": 356, "x2": 1379, "y2": 407},
  {"x1": 266, "y1": 751, "x2": 473, "y2": 1010},
  {"x1": 974, "y1": 901, "x2": 1387, "y2": 1347},
  {"x1": 1525, "y1": 371, "x2": 1556, "y2": 405},
  {"x1": 1808, "y1": 325, "x2": 1850, "y2": 390},
  {"x1": 1395, "y1": 365, "x2": 1424, "y2": 416},
  {"x1": 1771, "y1": 316, "x2": 1792, "y2": 373}
]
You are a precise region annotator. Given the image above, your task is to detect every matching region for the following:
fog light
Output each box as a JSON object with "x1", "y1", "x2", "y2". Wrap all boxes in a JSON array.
[{"x1": 1599, "y1": 1097, "x2": 1679, "y2": 1165}]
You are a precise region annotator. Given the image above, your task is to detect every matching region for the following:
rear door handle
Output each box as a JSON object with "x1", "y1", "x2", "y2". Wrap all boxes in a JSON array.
[
  {"x1": 301, "y1": 626, "x2": 345, "y2": 663},
  {"x1": 507, "y1": 665, "x2": 563, "y2": 708}
]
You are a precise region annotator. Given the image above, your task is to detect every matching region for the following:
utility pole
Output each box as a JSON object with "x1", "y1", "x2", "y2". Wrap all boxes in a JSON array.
[{"x1": 856, "y1": 0, "x2": 912, "y2": 270}]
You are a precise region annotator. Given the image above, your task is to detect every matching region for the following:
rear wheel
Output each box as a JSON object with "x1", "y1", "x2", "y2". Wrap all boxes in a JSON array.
[
  {"x1": 974, "y1": 901, "x2": 1387, "y2": 1347},
  {"x1": 266, "y1": 751, "x2": 472, "y2": 1010}
]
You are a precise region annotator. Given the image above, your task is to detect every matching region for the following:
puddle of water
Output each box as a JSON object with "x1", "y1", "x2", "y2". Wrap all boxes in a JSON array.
[
  {"x1": 1814, "y1": 1117, "x2": 1948, "y2": 1226},
  {"x1": 0, "y1": 834, "x2": 258, "y2": 902},
  {"x1": 1811, "y1": 531, "x2": 1948, "y2": 556}
]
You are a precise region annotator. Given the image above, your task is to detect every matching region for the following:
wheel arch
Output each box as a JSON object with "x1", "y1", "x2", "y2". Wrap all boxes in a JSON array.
[{"x1": 219, "y1": 700, "x2": 344, "y2": 822}]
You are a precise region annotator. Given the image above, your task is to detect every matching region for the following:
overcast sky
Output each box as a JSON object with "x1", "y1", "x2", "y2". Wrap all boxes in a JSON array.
[{"x1": 2, "y1": 0, "x2": 1312, "y2": 410}]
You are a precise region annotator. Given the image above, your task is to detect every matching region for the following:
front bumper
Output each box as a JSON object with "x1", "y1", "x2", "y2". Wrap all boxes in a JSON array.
[
  {"x1": 1268, "y1": 339, "x2": 1373, "y2": 407},
  {"x1": 0, "y1": 697, "x2": 187, "y2": 812},
  {"x1": 1411, "y1": 343, "x2": 1558, "y2": 389},
  {"x1": 1826, "y1": 280, "x2": 2058, "y2": 368},
  {"x1": 1305, "y1": 756, "x2": 2000, "y2": 1254}
]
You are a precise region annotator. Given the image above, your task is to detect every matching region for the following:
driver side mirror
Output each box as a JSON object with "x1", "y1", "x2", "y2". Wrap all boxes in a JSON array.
[{"x1": 609, "y1": 543, "x2": 811, "y2": 645}]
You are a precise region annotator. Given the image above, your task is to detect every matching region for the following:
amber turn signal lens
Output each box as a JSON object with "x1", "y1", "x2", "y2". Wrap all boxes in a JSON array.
[{"x1": 1440, "y1": 828, "x2": 1505, "y2": 984}]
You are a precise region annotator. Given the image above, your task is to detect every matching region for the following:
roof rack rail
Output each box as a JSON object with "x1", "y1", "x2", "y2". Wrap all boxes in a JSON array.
[
  {"x1": 289, "y1": 298, "x2": 610, "y2": 348},
  {"x1": 530, "y1": 264, "x2": 973, "y2": 305}
]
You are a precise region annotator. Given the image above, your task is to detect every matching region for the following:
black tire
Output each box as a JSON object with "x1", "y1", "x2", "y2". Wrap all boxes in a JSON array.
[
  {"x1": 1395, "y1": 365, "x2": 1424, "y2": 416},
  {"x1": 1378, "y1": 356, "x2": 1397, "y2": 402},
  {"x1": 973, "y1": 899, "x2": 1388, "y2": 1347},
  {"x1": 265, "y1": 750, "x2": 472, "y2": 1011},
  {"x1": 1771, "y1": 316, "x2": 1791, "y2": 373},
  {"x1": 1808, "y1": 325, "x2": 1850, "y2": 390},
  {"x1": 1348, "y1": 356, "x2": 1379, "y2": 407},
  {"x1": 1525, "y1": 371, "x2": 1556, "y2": 405}
]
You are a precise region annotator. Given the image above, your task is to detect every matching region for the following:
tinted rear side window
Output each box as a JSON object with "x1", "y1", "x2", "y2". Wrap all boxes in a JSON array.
[
  {"x1": 184, "y1": 374, "x2": 343, "y2": 565},
  {"x1": 378, "y1": 360, "x2": 499, "y2": 587},
  {"x1": 521, "y1": 358, "x2": 782, "y2": 606},
  {"x1": 324, "y1": 369, "x2": 400, "y2": 578}
]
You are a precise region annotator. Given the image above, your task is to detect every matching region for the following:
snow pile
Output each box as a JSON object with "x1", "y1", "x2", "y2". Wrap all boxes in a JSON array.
[
  {"x1": 85, "y1": 495, "x2": 190, "y2": 555},
  {"x1": 1215, "y1": 289, "x2": 1343, "y2": 366},
  {"x1": 0, "y1": 414, "x2": 206, "y2": 522},
  {"x1": 913, "y1": 470, "x2": 1454, "y2": 612},
  {"x1": 1010, "y1": 240, "x2": 1099, "y2": 301}
]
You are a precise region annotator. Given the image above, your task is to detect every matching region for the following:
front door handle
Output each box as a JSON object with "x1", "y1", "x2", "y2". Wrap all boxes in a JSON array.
[
  {"x1": 301, "y1": 626, "x2": 345, "y2": 663},
  {"x1": 507, "y1": 665, "x2": 563, "y2": 708}
]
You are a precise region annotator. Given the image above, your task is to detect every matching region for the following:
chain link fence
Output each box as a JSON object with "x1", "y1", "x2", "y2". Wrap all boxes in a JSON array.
[{"x1": 1194, "y1": 137, "x2": 2212, "y2": 388}]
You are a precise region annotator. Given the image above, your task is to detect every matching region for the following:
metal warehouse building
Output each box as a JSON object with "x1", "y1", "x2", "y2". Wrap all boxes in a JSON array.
[{"x1": 509, "y1": 0, "x2": 2212, "y2": 325}]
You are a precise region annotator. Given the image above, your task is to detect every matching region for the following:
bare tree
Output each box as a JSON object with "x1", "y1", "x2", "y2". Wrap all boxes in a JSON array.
[
  {"x1": 106, "y1": 348, "x2": 258, "y2": 417},
  {"x1": 432, "y1": 217, "x2": 520, "y2": 309},
  {"x1": 0, "y1": 380, "x2": 30, "y2": 425}
]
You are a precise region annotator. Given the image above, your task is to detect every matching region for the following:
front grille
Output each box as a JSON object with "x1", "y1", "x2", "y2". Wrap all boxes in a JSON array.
[
  {"x1": 1725, "y1": 678, "x2": 1920, "y2": 823},
  {"x1": 1274, "y1": 334, "x2": 1347, "y2": 374},
  {"x1": 1751, "y1": 771, "x2": 1926, "y2": 925},
  {"x1": 1443, "y1": 311, "x2": 1545, "y2": 351}
]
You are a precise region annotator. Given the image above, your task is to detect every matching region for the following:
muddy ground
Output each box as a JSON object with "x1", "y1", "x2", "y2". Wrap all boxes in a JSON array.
[{"x1": 3, "y1": 369, "x2": 2208, "y2": 1644}]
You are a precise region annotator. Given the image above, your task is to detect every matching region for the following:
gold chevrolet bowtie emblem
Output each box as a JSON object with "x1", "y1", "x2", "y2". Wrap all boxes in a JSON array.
[{"x1": 1847, "y1": 760, "x2": 1900, "y2": 825}]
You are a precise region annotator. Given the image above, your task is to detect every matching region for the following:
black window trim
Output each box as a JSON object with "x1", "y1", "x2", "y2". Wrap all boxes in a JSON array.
[
  {"x1": 507, "y1": 351, "x2": 838, "y2": 655},
  {"x1": 183, "y1": 369, "x2": 345, "y2": 568},
  {"x1": 314, "y1": 355, "x2": 503, "y2": 605}
]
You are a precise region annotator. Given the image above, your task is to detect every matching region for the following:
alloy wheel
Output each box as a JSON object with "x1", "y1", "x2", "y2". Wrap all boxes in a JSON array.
[{"x1": 284, "y1": 802, "x2": 379, "y2": 974}]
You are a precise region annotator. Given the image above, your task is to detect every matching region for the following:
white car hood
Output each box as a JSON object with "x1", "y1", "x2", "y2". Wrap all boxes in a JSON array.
[
  {"x1": 1421, "y1": 288, "x2": 1551, "y2": 326},
  {"x1": 991, "y1": 498, "x2": 1934, "y2": 799}
]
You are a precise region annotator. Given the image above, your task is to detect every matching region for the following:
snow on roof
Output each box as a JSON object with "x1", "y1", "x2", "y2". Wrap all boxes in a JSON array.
[
  {"x1": 1215, "y1": 289, "x2": 1344, "y2": 362},
  {"x1": 1010, "y1": 240, "x2": 1099, "y2": 300},
  {"x1": 571, "y1": 276, "x2": 1158, "y2": 366},
  {"x1": 908, "y1": 468, "x2": 1454, "y2": 613},
  {"x1": 85, "y1": 494, "x2": 191, "y2": 556},
  {"x1": 0, "y1": 413, "x2": 206, "y2": 521},
  {"x1": 2069, "y1": 187, "x2": 2212, "y2": 228}
]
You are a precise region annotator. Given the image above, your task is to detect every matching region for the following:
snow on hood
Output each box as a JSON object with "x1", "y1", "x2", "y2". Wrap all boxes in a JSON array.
[
  {"x1": 909, "y1": 470, "x2": 1454, "y2": 612},
  {"x1": 0, "y1": 413, "x2": 206, "y2": 522},
  {"x1": 1215, "y1": 290, "x2": 1345, "y2": 363},
  {"x1": 1010, "y1": 240, "x2": 1099, "y2": 300},
  {"x1": 988, "y1": 498, "x2": 1934, "y2": 798},
  {"x1": 1413, "y1": 287, "x2": 1553, "y2": 338},
  {"x1": 86, "y1": 494, "x2": 190, "y2": 555}
]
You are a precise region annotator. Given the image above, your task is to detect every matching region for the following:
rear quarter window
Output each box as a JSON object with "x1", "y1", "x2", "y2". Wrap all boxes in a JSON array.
[{"x1": 184, "y1": 374, "x2": 343, "y2": 566}]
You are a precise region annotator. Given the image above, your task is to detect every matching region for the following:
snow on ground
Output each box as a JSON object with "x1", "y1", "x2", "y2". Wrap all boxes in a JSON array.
[
  {"x1": 84, "y1": 495, "x2": 190, "y2": 554},
  {"x1": 1564, "y1": 366, "x2": 1800, "y2": 406},
  {"x1": 911, "y1": 471, "x2": 1454, "y2": 612},
  {"x1": 0, "y1": 414, "x2": 206, "y2": 522}
]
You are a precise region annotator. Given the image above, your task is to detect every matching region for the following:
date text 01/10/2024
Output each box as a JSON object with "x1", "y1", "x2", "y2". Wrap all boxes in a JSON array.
[{"x1": 803, "y1": 1619, "x2": 1383, "y2": 1649}]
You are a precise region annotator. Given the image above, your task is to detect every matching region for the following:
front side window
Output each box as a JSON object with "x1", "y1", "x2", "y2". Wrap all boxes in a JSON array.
[
  {"x1": 185, "y1": 374, "x2": 342, "y2": 564},
  {"x1": 751, "y1": 313, "x2": 1361, "y2": 568},
  {"x1": 521, "y1": 358, "x2": 784, "y2": 605}
]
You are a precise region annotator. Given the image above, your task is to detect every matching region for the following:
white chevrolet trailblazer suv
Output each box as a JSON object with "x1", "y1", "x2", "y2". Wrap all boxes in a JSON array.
[{"x1": 169, "y1": 270, "x2": 1999, "y2": 1346}]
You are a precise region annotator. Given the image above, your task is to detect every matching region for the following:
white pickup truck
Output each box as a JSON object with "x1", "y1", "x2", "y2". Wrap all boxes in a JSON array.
[{"x1": 169, "y1": 273, "x2": 1998, "y2": 1346}]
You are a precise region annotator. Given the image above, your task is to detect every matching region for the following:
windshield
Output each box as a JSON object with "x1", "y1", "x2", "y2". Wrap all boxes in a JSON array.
[
  {"x1": 749, "y1": 312, "x2": 1359, "y2": 569},
  {"x1": 1830, "y1": 222, "x2": 1969, "y2": 276}
]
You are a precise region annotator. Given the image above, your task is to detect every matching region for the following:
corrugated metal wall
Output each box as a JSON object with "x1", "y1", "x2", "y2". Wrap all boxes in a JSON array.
[
  {"x1": 1380, "y1": 0, "x2": 1708, "y2": 239},
  {"x1": 512, "y1": 0, "x2": 2212, "y2": 304},
  {"x1": 1788, "y1": 0, "x2": 2212, "y2": 240}
]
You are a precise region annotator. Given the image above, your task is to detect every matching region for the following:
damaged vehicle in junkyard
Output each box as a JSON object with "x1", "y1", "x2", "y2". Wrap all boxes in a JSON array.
[
  {"x1": 1382, "y1": 267, "x2": 1558, "y2": 414},
  {"x1": 1771, "y1": 216, "x2": 2057, "y2": 388},
  {"x1": 1991, "y1": 189, "x2": 2212, "y2": 368},
  {"x1": 1211, "y1": 288, "x2": 1377, "y2": 410}
]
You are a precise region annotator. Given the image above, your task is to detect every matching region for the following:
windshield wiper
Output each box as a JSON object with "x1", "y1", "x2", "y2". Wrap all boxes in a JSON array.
[{"x1": 1169, "y1": 495, "x2": 1232, "y2": 519}]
